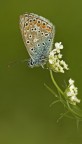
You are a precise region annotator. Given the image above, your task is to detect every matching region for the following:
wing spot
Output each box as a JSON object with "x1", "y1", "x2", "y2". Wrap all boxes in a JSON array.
[
  {"x1": 42, "y1": 22, "x2": 46, "y2": 28},
  {"x1": 45, "y1": 33, "x2": 49, "y2": 37},
  {"x1": 37, "y1": 44, "x2": 40, "y2": 47},
  {"x1": 48, "y1": 39, "x2": 51, "y2": 42},
  {"x1": 42, "y1": 42, "x2": 45, "y2": 46},
  {"x1": 24, "y1": 22, "x2": 28, "y2": 26},
  {"x1": 42, "y1": 22, "x2": 46, "y2": 25},
  {"x1": 34, "y1": 27, "x2": 37, "y2": 31},
  {"x1": 41, "y1": 32, "x2": 44, "y2": 35},
  {"x1": 26, "y1": 40, "x2": 30, "y2": 44},
  {"x1": 47, "y1": 25, "x2": 51, "y2": 29},
  {"x1": 29, "y1": 19, "x2": 32, "y2": 22},
  {"x1": 25, "y1": 14, "x2": 28, "y2": 17},
  {"x1": 37, "y1": 20, "x2": 41, "y2": 23},
  {"x1": 38, "y1": 30, "x2": 41, "y2": 33},
  {"x1": 30, "y1": 48, "x2": 34, "y2": 51},
  {"x1": 29, "y1": 34, "x2": 32, "y2": 38},
  {"x1": 31, "y1": 28, "x2": 34, "y2": 31},
  {"x1": 33, "y1": 18, "x2": 36, "y2": 21}
]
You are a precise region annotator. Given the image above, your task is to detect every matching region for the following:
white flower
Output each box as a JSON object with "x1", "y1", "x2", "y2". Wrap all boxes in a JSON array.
[
  {"x1": 55, "y1": 42, "x2": 63, "y2": 50},
  {"x1": 60, "y1": 60, "x2": 69, "y2": 70},
  {"x1": 48, "y1": 42, "x2": 69, "y2": 73},
  {"x1": 55, "y1": 42, "x2": 63, "y2": 53},
  {"x1": 70, "y1": 96, "x2": 80, "y2": 103},
  {"x1": 65, "y1": 79, "x2": 80, "y2": 105},
  {"x1": 69, "y1": 79, "x2": 74, "y2": 85}
]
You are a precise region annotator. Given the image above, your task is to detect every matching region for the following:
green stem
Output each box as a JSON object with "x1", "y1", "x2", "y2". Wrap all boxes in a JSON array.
[{"x1": 50, "y1": 70, "x2": 64, "y2": 96}]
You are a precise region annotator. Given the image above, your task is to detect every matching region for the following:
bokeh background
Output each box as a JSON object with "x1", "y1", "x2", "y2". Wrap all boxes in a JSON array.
[{"x1": 0, "y1": 0, "x2": 82, "y2": 144}]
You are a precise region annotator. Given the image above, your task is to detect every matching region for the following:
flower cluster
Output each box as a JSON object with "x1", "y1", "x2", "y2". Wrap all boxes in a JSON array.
[
  {"x1": 65, "y1": 79, "x2": 80, "y2": 105},
  {"x1": 49, "y1": 42, "x2": 69, "y2": 73}
]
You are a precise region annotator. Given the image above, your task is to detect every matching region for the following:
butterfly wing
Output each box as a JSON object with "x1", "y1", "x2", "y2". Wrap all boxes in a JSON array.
[{"x1": 20, "y1": 13, "x2": 55, "y2": 67}]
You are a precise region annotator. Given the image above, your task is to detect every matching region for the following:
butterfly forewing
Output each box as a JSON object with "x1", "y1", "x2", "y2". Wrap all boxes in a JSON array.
[{"x1": 20, "y1": 13, "x2": 55, "y2": 67}]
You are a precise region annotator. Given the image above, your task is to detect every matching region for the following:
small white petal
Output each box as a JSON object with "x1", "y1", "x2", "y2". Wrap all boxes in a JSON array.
[
  {"x1": 60, "y1": 67, "x2": 64, "y2": 73},
  {"x1": 75, "y1": 98, "x2": 80, "y2": 103},
  {"x1": 70, "y1": 96, "x2": 80, "y2": 103},
  {"x1": 55, "y1": 67, "x2": 59, "y2": 72},
  {"x1": 60, "y1": 60, "x2": 65, "y2": 65},
  {"x1": 63, "y1": 63, "x2": 68, "y2": 70},
  {"x1": 49, "y1": 51, "x2": 54, "y2": 56},
  {"x1": 49, "y1": 59, "x2": 53, "y2": 64},
  {"x1": 55, "y1": 42, "x2": 60, "y2": 48},
  {"x1": 58, "y1": 54, "x2": 62, "y2": 59},
  {"x1": 60, "y1": 45, "x2": 63, "y2": 49},
  {"x1": 69, "y1": 85, "x2": 75, "y2": 91},
  {"x1": 70, "y1": 96, "x2": 76, "y2": 101},
  {"x1": 59, "y1": 42, "x2": 63, "y2": 49},
  {"x1": 67, "y1": 91, "x2": 72, "y2": 96},
  {"x1": 74, "y1": 87, "x2": 78, "y2": 95},
  {"x1": 56, "y1": 49, "x2": 60, "y2": 53},
  {"x1": 55, "y1": 42, "x2": 63, "y2": 50}
]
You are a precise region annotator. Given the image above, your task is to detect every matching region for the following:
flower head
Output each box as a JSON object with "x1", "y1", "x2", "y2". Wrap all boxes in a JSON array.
[
  {"x1": 48, "y1": 42, "x2": 69, "y2": 73},
  {"x1": 65, "y1": 79, "x2": 80, "y2": 105}
]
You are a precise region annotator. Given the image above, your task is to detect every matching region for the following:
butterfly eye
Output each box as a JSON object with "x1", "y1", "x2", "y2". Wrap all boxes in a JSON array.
[{"x1": 26, "y1": 40, "x2": 30, "y2": 44}]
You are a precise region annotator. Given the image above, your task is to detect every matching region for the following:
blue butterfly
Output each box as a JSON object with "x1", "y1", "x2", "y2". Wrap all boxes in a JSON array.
[{"x1": 19, "y1": 13, "x2": 55, "y2": 68}]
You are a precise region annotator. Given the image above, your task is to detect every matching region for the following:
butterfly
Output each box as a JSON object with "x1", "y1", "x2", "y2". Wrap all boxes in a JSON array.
[{"x1": 19, "y1": 13, "x2": 55, "y2": 68}]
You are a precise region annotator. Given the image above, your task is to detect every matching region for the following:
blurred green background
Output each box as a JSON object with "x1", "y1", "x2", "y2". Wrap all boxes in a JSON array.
[{"x1": 0, "y1": 0, "x2": 82, "y2": 144}]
